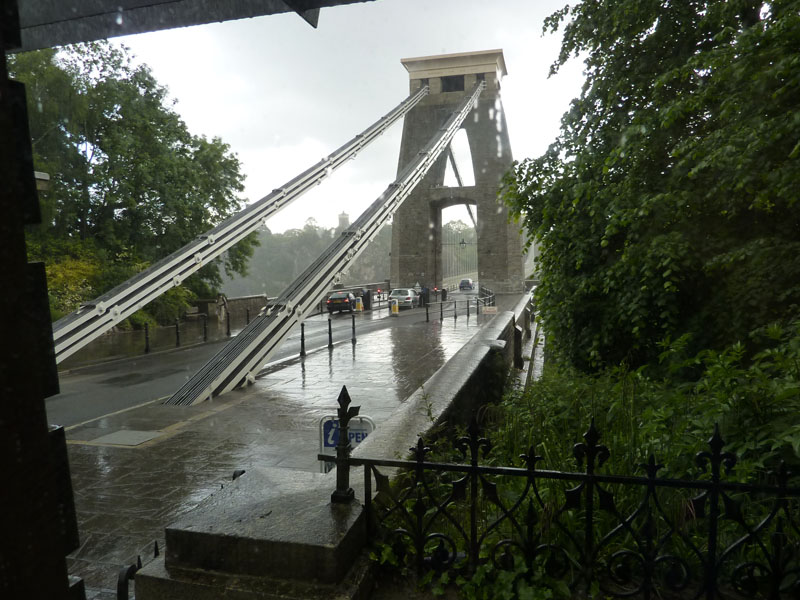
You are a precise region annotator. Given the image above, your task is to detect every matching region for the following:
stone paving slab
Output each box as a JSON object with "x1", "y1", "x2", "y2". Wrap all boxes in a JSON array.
[
  {"x1": 61, "y1": 302, "x2": 521, "y2": 597},
  {"x1": 89, "y1": 430, "x2": 163, "y2": 445}
]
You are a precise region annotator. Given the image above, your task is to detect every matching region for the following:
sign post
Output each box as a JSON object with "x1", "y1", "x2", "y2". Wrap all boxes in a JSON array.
[{"x1": 319, "y1": 414, "x2": 376, "y2": 473}]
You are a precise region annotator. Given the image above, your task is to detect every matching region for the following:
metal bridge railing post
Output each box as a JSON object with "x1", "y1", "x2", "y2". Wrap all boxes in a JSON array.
[
  {"x1": 328, "y1": 317, "x2": 333, "y2": 349},
  {"x1": 117, "y1": 560, "x2": 139, "y2": 600},
  {"x1": 331, "y1": 386, "x2": 359, "y2": 503}
]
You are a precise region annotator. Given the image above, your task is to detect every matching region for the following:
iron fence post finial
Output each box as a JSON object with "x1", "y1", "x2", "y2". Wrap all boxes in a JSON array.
[{"x1": 332, "y1": 385, "x2": 359, "y2": 503}]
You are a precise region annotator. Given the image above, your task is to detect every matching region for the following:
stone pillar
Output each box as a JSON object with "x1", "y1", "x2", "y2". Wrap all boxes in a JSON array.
[
  {"x1": 391, "y1": 50, "x2": 524, "y2": 293},
  {"x1": 2, "y1": 4, "x2": 83, "y2": 596}
]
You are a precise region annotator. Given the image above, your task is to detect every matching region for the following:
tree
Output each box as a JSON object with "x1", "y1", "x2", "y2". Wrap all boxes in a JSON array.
[
  {"x1": 503, "y1": 0, "x2": 800, "y2": 372},
  {"x1": 221, "y1": 220, "x2": 392, "y2": 297},
  {"x1": 10, "y1": 42, "x2": 256, "y2": 323},
  {"x1": 344, "y1": 223, "x2": 391, "y2": 286}
]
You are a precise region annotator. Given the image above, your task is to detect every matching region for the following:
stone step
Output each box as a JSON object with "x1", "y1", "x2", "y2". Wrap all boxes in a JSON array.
[
  {"x1": 135, "y1": 467, "x2": 368, "y2": 599},
  {"x1": 135, "y1": 552, "x2": 374, "y2": 600}
]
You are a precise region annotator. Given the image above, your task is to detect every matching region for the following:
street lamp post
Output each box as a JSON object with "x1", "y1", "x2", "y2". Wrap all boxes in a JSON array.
[{"x1": 441, "y1": 237, "x2": 474, "y2": 286}]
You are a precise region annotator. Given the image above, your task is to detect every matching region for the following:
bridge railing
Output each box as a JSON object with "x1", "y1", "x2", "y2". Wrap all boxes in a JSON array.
[
  {"x1": 58, "y1": 316, "x2": 226, "y2": 370},
  {"x1": 477, "y1": 285, "x2": 495, "y2": 308}
]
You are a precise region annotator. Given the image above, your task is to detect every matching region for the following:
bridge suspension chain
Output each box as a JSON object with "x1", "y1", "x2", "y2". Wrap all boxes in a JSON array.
[
  {"x1": 167, "y1": 81, "x2": 485, "y2": 405},
  {"x1": 51, "y1": 85, "x2": 430, "y2": 363}
]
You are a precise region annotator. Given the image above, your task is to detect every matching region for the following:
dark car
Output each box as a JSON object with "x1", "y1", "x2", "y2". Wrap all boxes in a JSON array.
[
  {"x1": 459, "y1": 278, "x2": 474, "y2": 291},
  {"x1": 327, "y1": 291, "x2": 356, "y2": 313}
]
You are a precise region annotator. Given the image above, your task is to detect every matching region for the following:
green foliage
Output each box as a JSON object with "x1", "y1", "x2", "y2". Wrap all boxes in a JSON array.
[
  {"x1": 502, "y1": 1, "x2": 800, "y2": 371},
  {"x1": 371, "y1": 534, "x2": 570, "y2": 600},
  {"x1": 26, "y1": 237, "x2": 102, "y2": 320},
  {"x1": 345, "y1": 221, "x2": 392, "y2": 286},
  {"x1": 456, "y1": 557, "x2": 570, "y2": 600},
  {"x1": 11, "y1": 42, "x2": 256, "y2": 325},
  {"x1": 370, "y1": 321, "x2": 800, "y2": 597},
  {"x1": 142, "y1": 286, "x2": 197, "y2": 325},
  {"x1": 489, "y1": 321, "x2": 800, "y2": 480}
]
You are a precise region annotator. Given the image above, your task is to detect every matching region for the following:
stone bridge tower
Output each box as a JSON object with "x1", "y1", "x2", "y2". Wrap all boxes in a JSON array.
[{"x1": 391, "y1": 49, "x2": 524, "y2": 293}]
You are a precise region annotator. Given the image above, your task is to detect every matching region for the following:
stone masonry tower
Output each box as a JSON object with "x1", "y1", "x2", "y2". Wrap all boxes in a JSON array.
[{"x1": 391, "y1": 50, "x2": 524, "y2": 293}]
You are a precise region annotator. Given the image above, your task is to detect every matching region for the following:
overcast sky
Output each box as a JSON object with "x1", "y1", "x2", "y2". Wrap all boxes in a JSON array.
[{"x1": 115, "y1": 0, "x2": 584, "y2": 233}]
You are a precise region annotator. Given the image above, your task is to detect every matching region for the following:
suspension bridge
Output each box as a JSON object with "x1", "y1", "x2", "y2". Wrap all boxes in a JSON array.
[{"x1": 51, "y1": 49, "x2": 524, "y2": 407}]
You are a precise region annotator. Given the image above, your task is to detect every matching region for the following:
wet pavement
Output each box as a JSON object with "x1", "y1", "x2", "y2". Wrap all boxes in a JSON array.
[{"x1": 60, "y1": 296, "x2": 520, "y2": 598}]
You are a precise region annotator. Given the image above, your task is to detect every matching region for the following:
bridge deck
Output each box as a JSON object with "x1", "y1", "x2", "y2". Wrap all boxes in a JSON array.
[{"x1": 56, "y1": 294, "x2": 522, "y2": 597}]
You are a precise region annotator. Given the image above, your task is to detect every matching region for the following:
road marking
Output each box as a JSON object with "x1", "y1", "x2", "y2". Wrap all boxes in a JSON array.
[
  {"x1": 65, "y1": 396, "x2": 166, "y2": 431},
  {"x1": 66, "y1": 393, "x2": 249, "y2": 448}
]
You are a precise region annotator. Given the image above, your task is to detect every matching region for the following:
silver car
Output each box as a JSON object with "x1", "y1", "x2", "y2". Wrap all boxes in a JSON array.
[{"x1": 388, "y1": 288, "x2": 418, "y2": 308}]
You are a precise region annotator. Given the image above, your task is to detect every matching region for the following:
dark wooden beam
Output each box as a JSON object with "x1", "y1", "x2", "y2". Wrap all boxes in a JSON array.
[{"x1": 14, "y1": 0, "x2": 374, "y2": 52}]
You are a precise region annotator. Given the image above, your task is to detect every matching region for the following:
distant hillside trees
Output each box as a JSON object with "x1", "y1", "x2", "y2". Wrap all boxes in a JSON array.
[
  {"x1": 10, "y1": 42, "x2": 256, "y2": 326},
  {"x1": 222, "y1": 219, "x2": 392, "y2": 298},
  {"x1": 441, "y1": 219, "x2": 477, "y2": 280}
]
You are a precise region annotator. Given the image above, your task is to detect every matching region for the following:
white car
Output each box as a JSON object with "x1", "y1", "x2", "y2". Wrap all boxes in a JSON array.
[{"x1": 388, "y1": 288, "x2": 419, "y2": 308}]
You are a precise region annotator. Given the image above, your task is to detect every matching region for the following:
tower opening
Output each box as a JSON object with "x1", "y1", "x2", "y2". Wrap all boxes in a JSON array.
[
  {"x1": 441, "y1": 75, "x2": 465, "y2": 92},
  {"x1": 441, "y1": 204, "x2": 477, "y2": 284},
  {"x1": 443, "y1": 128, "x2": 475, "y2": 187}
]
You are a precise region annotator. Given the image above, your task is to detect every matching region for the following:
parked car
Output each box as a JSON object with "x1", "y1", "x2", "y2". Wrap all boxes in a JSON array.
[
  {"x1": 326, "y1": 291, "x2": 356, "y2": 313},
  {"x1": 388, "y1": 288, "x2": 418, "y2": 309},
  {"x1": 459, "y1": 278, "x2": 474, "y2": 291}
]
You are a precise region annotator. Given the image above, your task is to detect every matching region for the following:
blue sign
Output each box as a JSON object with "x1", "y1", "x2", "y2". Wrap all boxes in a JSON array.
[
  {"x1": 322, "y1": 419, "x2": 372, "y2": 448},
  {"x1": 319, "y1": 414, "x2": 376, "y2": 472}
]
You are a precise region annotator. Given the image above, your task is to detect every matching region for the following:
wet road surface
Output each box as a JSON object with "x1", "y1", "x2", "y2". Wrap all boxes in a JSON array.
[{"x1": 47, "y1": 302, "x2": 398, "y2": 427}]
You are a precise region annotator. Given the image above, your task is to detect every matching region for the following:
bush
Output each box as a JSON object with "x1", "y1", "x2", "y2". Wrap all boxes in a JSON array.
[{"x1": 488, "y1": 321, "x2": 800, "y2": 481}]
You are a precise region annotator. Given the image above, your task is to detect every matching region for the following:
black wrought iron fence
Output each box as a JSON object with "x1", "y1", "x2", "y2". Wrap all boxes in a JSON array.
[{"x1": 324, "y1": 388, "x2": 800, "y2": 599}]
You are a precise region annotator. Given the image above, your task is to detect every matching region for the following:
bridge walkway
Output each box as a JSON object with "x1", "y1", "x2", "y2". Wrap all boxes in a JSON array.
[{"x1": 60, "y1": 294, "x2": 522, "y2": 598}]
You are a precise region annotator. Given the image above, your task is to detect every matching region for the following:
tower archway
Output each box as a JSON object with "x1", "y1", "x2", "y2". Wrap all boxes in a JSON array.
[
  {"x1": 390, "y1": 50, "x2": 524, "y2": 293},
  {"x1": 440, "y1": 203, "x2": 477, "y2": 284}
]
